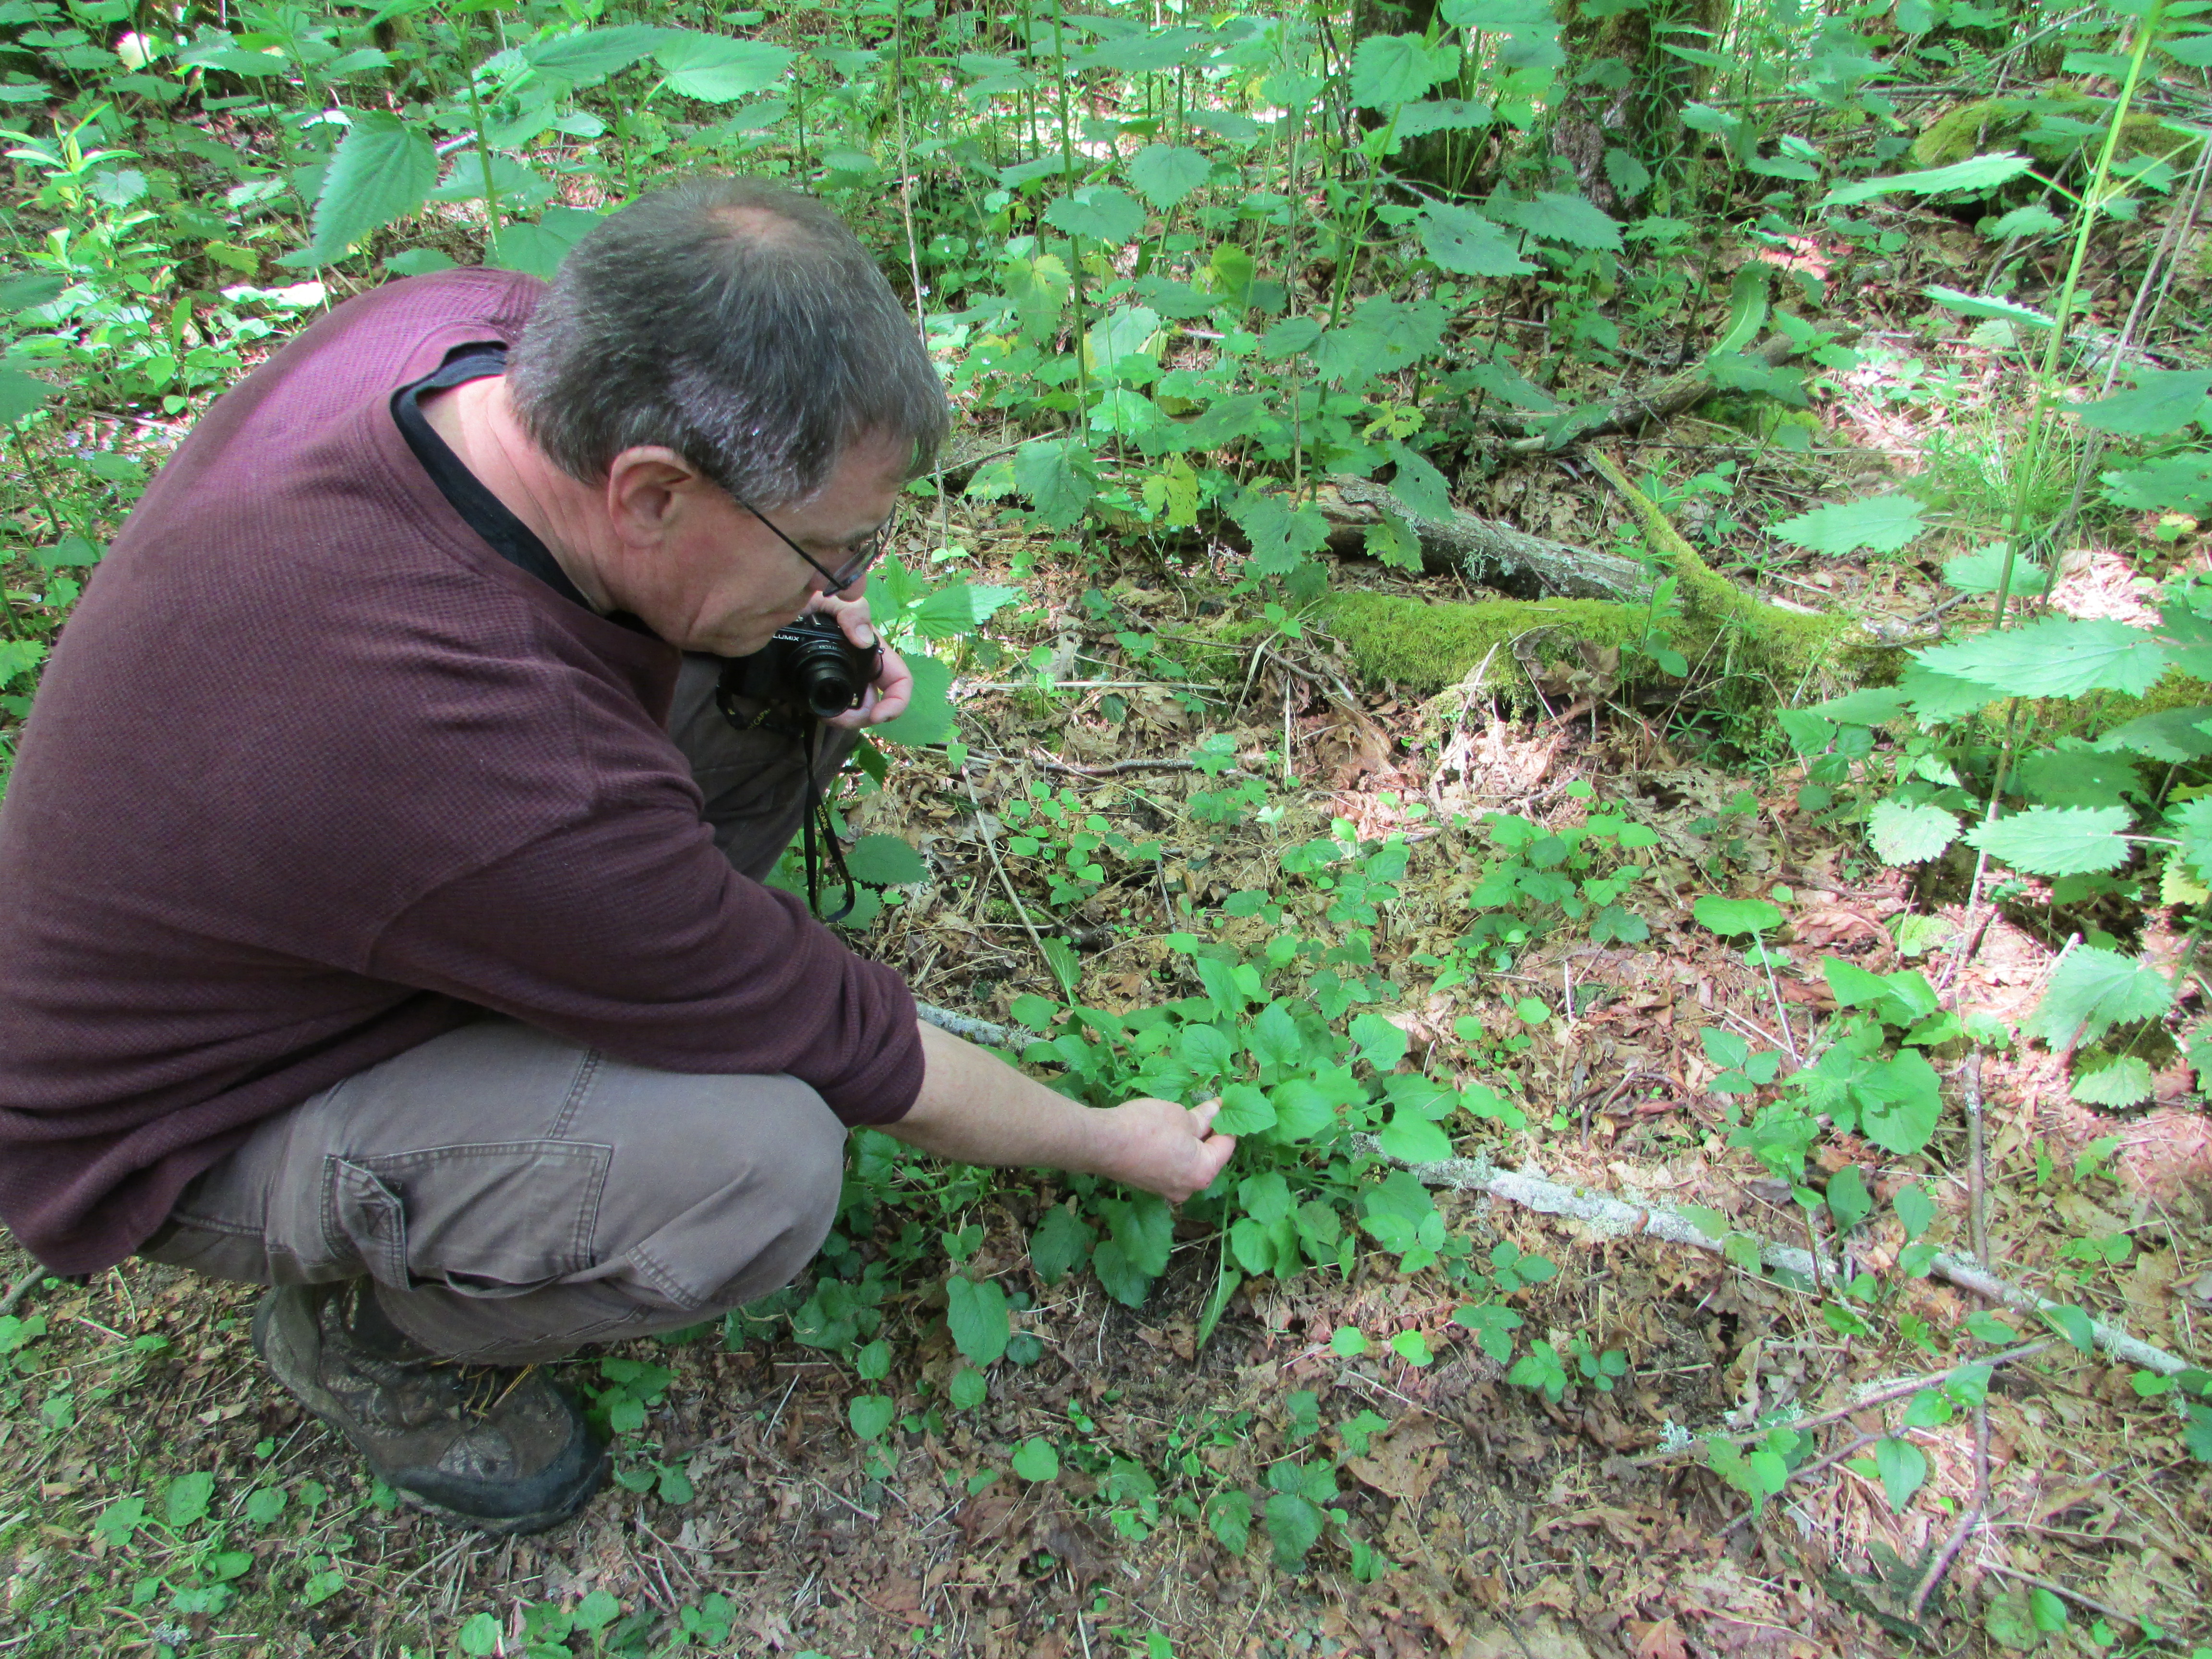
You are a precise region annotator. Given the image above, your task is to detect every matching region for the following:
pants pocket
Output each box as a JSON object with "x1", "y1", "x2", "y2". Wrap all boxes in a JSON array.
[{"x1": 320, "y1": 1140, "x2": 612, "y2": 1295}]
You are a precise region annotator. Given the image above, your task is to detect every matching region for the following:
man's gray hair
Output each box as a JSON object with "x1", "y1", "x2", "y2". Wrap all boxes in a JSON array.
[{"x1": 507, "y1": 176, "x2": 949, "y2": 509}]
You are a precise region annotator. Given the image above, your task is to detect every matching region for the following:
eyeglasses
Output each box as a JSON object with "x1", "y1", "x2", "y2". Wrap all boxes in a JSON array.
[{"x1": 735, "y1": 495, "x2": 895, "y2": 594}]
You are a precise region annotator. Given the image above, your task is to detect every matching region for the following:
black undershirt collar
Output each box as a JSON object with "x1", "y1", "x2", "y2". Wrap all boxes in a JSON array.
[{"x1": 391, "y1": 343, "x2": 646, "y2": 632}]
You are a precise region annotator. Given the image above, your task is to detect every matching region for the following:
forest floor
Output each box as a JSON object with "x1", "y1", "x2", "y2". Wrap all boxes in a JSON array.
[
  {"x1": 5, "y1": 176, "x2": 2212, "y2": 1659},
  {"x1": 4, "y1": 489, "x2": 2212, "y2": 1658}
]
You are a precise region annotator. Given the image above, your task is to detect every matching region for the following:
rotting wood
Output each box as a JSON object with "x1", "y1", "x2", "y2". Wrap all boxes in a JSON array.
[{"x1": 1314, "y1": 475, "x2": 1654, "y2": 600}]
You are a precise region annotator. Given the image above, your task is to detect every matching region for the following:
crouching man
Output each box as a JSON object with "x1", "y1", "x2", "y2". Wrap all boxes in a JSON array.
[{"x1": 0, "y1": 176, "x2": 1235, "y2": 1534}]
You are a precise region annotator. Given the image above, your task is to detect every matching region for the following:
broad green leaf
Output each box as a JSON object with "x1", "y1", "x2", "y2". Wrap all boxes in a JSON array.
[
  {"x1": 1769, "y1": 493, "x2": 1927, "y2": 556},
  {"x1": 1377, "y1": 1107, "x2": 1453, "y2": 1164},
  {"x1": 1214, "y1": 1082, "x2": 1277, "y2": 1136},
  {"x1": 1043, "y1": 186, "x2": 1144, "y2": 244},
  {"x1": 1692, "y1": 895, "x2": 1783, "y2": 936},
  {"x1": 1207, "y1": 1488, "x2": 1252, "y2": 1553},
  {"x1": 1923, "y1": 286, "x2": 2053, "y2": 330},
  {"x1": 1941, "y1": 544, "x2": 2047, "y2": 596},
  {"x1": 1873, "y1": 1437, "x2": 1927, "y2": 1510},
  {"x1": 1867, "y1": 799, "x2": 1960, "y2": 864},
  {"x1": 1813, "y1": 688, "x2": 1911, "y2": 725},
  {"x1": 1854, "y1": 1049, "x2": 1942, "y2": 1154},
  {"x1": 1127, "y1": 144, "x2": 1212, "y2": 210},
  {"x1": 1029, "y1": 1203, "x2": 1093, "y2": 1284},
  {"x1": 2097, "y1": 712, "x2": 2212, "y2": 769},
  {"x1": 2025, "y1": 946, "x2": 2173, "y2": 1048},
  {"x1": 1348, "y1": 1012, "x2": 1409, "y2": 1071},
  {"x1": 1824, "y1": 1165, "x2": 1871, "y2": 1232},
  {"x1": 2072, "y1": 370, "x2": 2212, "y2": 437},
  {"x1": 1983, "y1": 203, "x2": 2065, "y2": 239},
  {"x1": 92, "y1": 1495, "x2": 145, "y2": 1549},
  {"x1": 1089, "y1": 1238, "x2": 1151, "y2": 1306},
  {"x1": 1897, "y1": 661, "x2": 1999, "y2": 722},
  {"x1": 1893, "y1": 1182, "x2": 1935, "y2": 1240},
  {"x1": 1262, "y1": 1491, "x2": 1324, "y2": 1570},
  {"x1": 1226, "y1": 487, "x2": 1330, "y2": 576},
  {"x1": 871, "y1": 652, "x2": 955, "y2": 745},
  {"x1": 1382, "y1": 442, "x2": 1453, "y2": 523},
  {"x1": 652, "y1": 32, "x2": 792, "y2": 102},
  {"x1": 910, "y1": 581, "x2": 1020, "y2": 639},
  {"x1": 0, "y1": 271, "x2": 65, "y2": 313},
  {"x1": 1398, "y1": 98, "x2": 1492, "y2": 138},
  {"x1": 1390, "y1": 1330, "x2": 1433, "y2": 1365},
  {"x1": 848, "y1": 1394, "x2": 895, "y2": 1440},
  {"x1": 1350, "y1": 33, "x2": 1444, "y2": 108},
  {"x1": 2014, "y1": 745, "x2": 2140, "y2": 809},
  {"x1": 1105, "y1": 1192, "x2": 1174, "y2": 1276},
  {"x1": 2101, "y1": 454, "x2": 2212, "y2": 514},
  {"x1": 844, "y1": 834, "x2": 926, "y2": 886},
  {"x1": 166, "y1": 1471, "x2": 216, "y2": 1530},
  {"x1": 307, "y1": 110, "x2": 438, "y2": 263},
  {"x1": 1010, "y1": 1437, "x2": 1059, "y2": 1480},
  {"x1": 1914, "y1": 615, "x2": 2166, "y2": 699},
  {"x1": 1269, "y1": 1078, "x2": 1338, "y2": 1142},
  {"x1": 945, "y1": 1274, "x2": 1010, "y2": 1366},
  {"x1": 1489, "y1": 191, "x2": 1621, "y2": 250},
  {"x1": 0, "y1": 365, "x2": 52, "y2": 424},
  {"x1": 1084, "y1": 305, "x2": 1162, "y2": 377},
  {"x1": 1822, "y1": 151, "x2": 2031, "y2": 205},
  {"x1": 1247, "y1": 1000, "x2": 1305, "y2": 1070},
  {"x1": 1012, "y1": 438, "x2": 1098, "y2": 529},
  {"x1": 524, "y1": 24, "x2": 669, "y2": 84},
  {"x1": 492, "y1": 207, "x2": 601, "y2": 280},
  {"x1": 1964, "y1": 805, "x2": 2133, "y2": 875},
  {"x1": 1711, "y1": 265, "x2": 1769, "y2": 358}
]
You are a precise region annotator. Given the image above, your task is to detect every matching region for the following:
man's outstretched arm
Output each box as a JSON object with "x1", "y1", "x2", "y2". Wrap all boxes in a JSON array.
[{"x1": 879, "y1": 1020, "x2": 1237, "y2": 1203}]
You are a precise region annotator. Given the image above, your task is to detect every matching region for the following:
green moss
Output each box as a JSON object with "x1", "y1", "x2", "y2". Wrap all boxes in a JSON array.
[
  {"x1": 1696, "y1": 395, "x2": 1825, "y2": 441},
  {"x1": 1911, "y1": 94, "x2": 2198, "y2": 174},
  {"x1": 1312, "y1": 591, "x2": 1643, "y2": 695}
]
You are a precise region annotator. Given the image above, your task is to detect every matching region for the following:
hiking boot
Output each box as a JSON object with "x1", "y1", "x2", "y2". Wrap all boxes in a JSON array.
[{"x1": 252, "y1": 1282, "x2": 608, "y2": 1535}]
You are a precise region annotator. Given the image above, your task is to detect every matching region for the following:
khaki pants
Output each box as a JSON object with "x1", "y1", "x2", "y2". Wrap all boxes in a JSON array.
[{"x1": 144, "y1": 657, "x2": 865, "y2": 1365}]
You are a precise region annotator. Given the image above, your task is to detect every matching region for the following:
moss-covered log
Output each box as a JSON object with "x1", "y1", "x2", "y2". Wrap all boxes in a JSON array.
[{"x1": 1310, "y1": 454, "x2": 1898, "y2": 702}]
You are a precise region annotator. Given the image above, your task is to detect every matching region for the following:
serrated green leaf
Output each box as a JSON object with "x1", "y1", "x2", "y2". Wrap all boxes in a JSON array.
[
  {"x1": 1127, "y1": 144, "x2": 1212, "y2": 210},
  {"x1": 1490, "y1": 191, "x2": 1621, "y2": 250},
  {"x1": 1822, "y1": 151, "x2": 2032, "y2": 205},
  {"x1": 1769, "y1": 493, "x2": 1927, "y2": 556},
  {"x1": 1399, "y1": 98, "x2": 1493, "y2": 138},
  {"x1": 1043, "y1": 186, "x2": 1144, "y2": 243},
  {"x1": 1012, "y1": 438, "x2": 1098, "y2": 529},
  {"x1": 524, "y1": 24, "x2": 670, "y2": 84},
  {"x1": 1964, "y1": 805, "x2": 2133, "y2": 875},
  {"x1": 1010, "y1": 1437, "x2": 1059, "y2": 1480},
  {"x1": 1350, "y1": 33, "x2": 1444, "y2": 108},
  {"x1": 2100, "y1": 453, "x2": 2212, "y2": 514},
  {"x1": 652, "y1": 31, "x2": 792, "y2": 102},
  {"x1": 1867, "y1": 798, "x2": 1961, "y2": 864},
  {"x1": 1269, "y1": 1078, "x2": 1338, "y2": 1142},
  {"x1": 2072, "y1": 370, "x2": 2212, "y2": 437},
  {"x1": 1923, "y1": 286, "x2": 2053, "y2": 329},
  {"x1": 1262, "y1": 1491, "x2": 1325, "y2": 1570},
  {"x1": 0, "y1": 271, "x2": 65, "y2": 313},
  {"x1": 911, "y1": 581, "x2": 1020, "y2": 640},
  {"x1": 0, "y1": 365, "x2": 52, "y2": 425},
  {"x1": 1207, "y1": 1488, "x2": 1252, "y2": 1552},
  {"x1": 306, "y1": 110, "x2": 438, "y2": 263},
  {"x1": 871, "y1": 652, "x2": 954, "y2": 745},
  {"x1": 1984, "y1": 203, "x2": 2065, "y2": 239},
  {"x1": 1854, "y1": 1048, "x2": 1943, "y2": 1154},
  {"x1": 1941, "y1": 544, "x2": 2047, "y2": 596},
  {"x1": 1348, "y1": 1012, "x2": 1409, "y2": 1071},
  {"x1": 844, "y1": 834, "x2": 927, "y2": 886},
  {"x1": 2071, "y1": 1053, "x2": 2155, "y2": 1106},
  {"x1": 1226, "y1": 487, "x2": 1330, "y2": 576},
  {"x1": 2024, "y1": 945, "x2": 2174, "y2": 1048},
  {"x1": 166, "y1": 1471, "x2": 215, "y2": 1530},
  {"x1": 1692, "y1": 895, "x2": 1783, "y2": 936},
  {"x1": 1214, "y1": 1082, "x2": 1278, "y2": 1137},
  {"x1": 1383, "y1": 442, "x2": 1454, "y2": 523},
  {"x1": 1914, "y1": 615, "x2": 2166, "y2": 699},
  {"x1": 2014, "y1": 745, "x2": 2140, "y2": 809}
]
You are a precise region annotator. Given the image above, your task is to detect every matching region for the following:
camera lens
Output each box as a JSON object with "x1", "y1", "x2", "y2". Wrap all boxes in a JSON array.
[{"x1": 790, "y1": 642, "x2": 862, "y2": 719}]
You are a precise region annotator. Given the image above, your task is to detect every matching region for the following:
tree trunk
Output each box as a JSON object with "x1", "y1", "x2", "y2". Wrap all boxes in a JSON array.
[{"x1": 1551, "y1": 0, "x2": 1733, "y2": 210}]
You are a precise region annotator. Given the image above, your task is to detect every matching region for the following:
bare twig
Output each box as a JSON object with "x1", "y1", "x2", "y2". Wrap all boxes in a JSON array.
[
  {"x1": 964, "y1": 773, "x2": 1065, "y2": 995},
  {"x1": 1909, "y1": 1393, "x2": 1989, "y2": 1619},
  {"x1": 0, "y1": 1272, "x2": 50, "y2": 1321},
  {"x1": 1965, "y1": 1050, "x2": 1990, "y2": 1268}
]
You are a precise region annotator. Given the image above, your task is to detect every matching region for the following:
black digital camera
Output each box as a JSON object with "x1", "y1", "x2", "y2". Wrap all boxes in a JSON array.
[{"x1": 717, "y1": 612, "x2": 882, "y2": 723}]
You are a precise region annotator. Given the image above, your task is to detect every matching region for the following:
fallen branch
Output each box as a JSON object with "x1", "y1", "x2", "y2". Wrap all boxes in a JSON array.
[
  {"x1": 1314, "y1": 476, "x2": 1652, "y2": 601},
  {"x1": 1498, "y1": 332, "x2": 1822, "y2": 456},
  {"x1": 901, "y1": 1010, "x2": 2195, "y2": 1378},
  {"x1": 0, "y1": 1271, "x2": 48, "y2": 1320}
]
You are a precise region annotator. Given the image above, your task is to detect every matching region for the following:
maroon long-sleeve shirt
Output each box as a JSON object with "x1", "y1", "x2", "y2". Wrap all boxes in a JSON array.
[{"x1": 0, "y1": 268, "x2": 922, "y2": 1274}]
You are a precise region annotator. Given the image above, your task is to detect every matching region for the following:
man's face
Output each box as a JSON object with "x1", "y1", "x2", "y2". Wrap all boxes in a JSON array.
[{"x1": 610, "y1": 433, "x2": 908, "y2": 657}]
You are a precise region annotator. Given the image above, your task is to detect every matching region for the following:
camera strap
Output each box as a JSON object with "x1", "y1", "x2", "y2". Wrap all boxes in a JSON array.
[{"x1": 797, "y1": 714, "x2": 860, "y2": 925}]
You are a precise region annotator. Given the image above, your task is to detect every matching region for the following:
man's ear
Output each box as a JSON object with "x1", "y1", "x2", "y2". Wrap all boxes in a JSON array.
[{"x1": 603, "y1": 446, "x2": 706, "y2": 547}]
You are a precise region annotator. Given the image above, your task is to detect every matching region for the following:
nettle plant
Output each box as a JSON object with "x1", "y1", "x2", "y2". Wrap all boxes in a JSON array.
[{"x1": 1783, "y1": 559, "x2": 2212, "y2": 1107}]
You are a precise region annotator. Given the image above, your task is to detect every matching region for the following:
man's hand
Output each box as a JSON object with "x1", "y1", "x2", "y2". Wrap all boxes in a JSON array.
[
  {"x1": 803, "y1": 591, "x2": 912, "y2": 729},
  {"x1": 1084, "y1": 1096, "x2": 1237, "y2": 1202},
  {"x1": 884, "y1": 1022, "x2": 1238, "y2": 1203}
]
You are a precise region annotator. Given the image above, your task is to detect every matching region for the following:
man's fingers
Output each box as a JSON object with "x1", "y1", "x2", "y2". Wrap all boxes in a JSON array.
[{"x1": 1190, "y1": 1097, "x2": 1222, "y2": 1134}]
